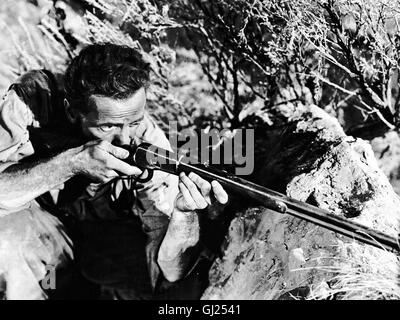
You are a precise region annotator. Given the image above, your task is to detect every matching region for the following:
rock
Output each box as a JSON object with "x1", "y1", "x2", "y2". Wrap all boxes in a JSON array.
[
  {"x1": 0, "y1": 0, "x2": 71, "y2": 94},
  {"x1": 370, "y1": 131, "x2": 400, "y2": 195},
  {"x1": 201, "y1": 104, "x2": 400, "y2": 300}
]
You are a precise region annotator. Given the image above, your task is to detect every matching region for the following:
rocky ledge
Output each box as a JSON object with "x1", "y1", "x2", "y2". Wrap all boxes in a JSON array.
[{"x1": 202, "y1": 104, "x2": 400, "y2": 300}]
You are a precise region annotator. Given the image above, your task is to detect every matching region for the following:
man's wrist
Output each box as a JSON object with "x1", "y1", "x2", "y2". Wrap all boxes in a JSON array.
[
  {"x1": 166, "y1": 207, "x2": 200, "y2": 249},
  {"x1": 172, "y1": 207, "x2": 197, "y2": 220},
  {"x1": 59, "y1": 146, "x2": 83, "y2": 176}
]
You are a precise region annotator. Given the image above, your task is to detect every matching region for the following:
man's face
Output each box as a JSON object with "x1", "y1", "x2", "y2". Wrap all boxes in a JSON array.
[{"x1": 78, "y1": 87, "x2": 146, "y2": 146}]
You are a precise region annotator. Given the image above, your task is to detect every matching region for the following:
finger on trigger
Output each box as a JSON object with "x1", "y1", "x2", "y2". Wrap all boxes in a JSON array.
[
  {"x1": 211, "y1": 180, "x2": 228, "y2": 204},
  {"x1": 188, "y1": 172, "x2": 212, "y2": 204}
]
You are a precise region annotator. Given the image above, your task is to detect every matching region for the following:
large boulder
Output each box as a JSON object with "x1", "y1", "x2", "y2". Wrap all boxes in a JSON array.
[
  {"x1": 202, "y1": 104, "x2": 400, "y2": 300},
  {"x1": 370, "y1": 131, "x2": 400, "y2": 196}
]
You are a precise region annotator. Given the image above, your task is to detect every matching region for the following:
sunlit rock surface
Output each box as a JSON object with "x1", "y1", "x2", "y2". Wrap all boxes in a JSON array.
[
  {"x1": 370, "y1": 131, "x2": 400, "y2": 196},
  {"x1": 202, "y1": 105, "x2": 400, "y2": 300}
]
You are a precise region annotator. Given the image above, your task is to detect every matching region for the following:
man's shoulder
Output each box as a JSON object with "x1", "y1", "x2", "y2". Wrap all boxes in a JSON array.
[
  {"x1": 0, "y1": 70, "x2": 58, "y2": 166},
  {"x1": 12, "y1": 69, "x2": 56, "y2": 90},
  {"x1": 0, "y1": 69, "x2": 73, "y2": 160},
  {"x1": 9, "y1": 69, "x2": 64, "y2": 127}
]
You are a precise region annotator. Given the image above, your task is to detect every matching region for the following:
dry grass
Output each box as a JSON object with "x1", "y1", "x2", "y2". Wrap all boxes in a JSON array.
[{"x1": 292, "y1": 243, "x2": 400, "y2": 300}]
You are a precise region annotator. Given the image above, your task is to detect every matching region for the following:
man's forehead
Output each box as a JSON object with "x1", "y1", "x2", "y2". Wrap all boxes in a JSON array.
[{"x1": 86, "y1": 88, "x2": 146, "y2": 121}]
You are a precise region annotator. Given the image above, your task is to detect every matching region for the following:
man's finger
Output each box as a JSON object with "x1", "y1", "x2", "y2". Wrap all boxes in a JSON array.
[
  {"x1": 98, "y1": 170, "x2": 118, "y2": 183},
  {"x1": 188, "y1": 172, "x2": 212, "y2": 204},
  {"x1": 178, "y1": 182, "x2": 197, "y2": 211},
  {"x1": 101, "y1": 142, "x2": 130, "y2": 160},
  {"x1": 105, "y1": 170, "x2": 119, "y2": 179},
  {"x1": 107, "y1": 155, "x2": 142, "y2": 176},
  {"x1": 180, "y1": 173, "x2": 208, "y2": 209},
  {"x1": 211, "y1": 181, "x2": 229, "y2": 204},
  {"x1": 92, "y1": 170, "x2": 118, "y2": 183}
]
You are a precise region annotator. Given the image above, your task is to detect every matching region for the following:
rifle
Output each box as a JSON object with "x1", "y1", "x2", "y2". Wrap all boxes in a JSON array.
[{"x1": 123, "y1": 142, "x2": 400, "y2": 254}]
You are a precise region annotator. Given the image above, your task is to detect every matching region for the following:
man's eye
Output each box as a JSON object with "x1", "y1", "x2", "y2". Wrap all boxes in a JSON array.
[
  {"x1": 129, "y1": 122, "x2": 140, "y2": 128},
  {"x1": 99, "y1": 125, "x2": 115, "y2": 132}
]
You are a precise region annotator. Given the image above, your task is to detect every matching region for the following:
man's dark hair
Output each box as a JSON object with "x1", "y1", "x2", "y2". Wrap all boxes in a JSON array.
[{"x1": 64, "y1": 43, "x2": 150, "y2": 112}]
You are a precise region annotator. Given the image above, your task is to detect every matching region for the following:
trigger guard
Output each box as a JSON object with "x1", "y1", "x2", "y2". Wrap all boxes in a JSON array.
[{"x1": 135, "y1": 169, "x2": 154, "y2": 183}]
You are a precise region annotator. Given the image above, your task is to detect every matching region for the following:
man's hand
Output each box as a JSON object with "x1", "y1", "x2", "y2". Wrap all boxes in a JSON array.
[
  {"x1": 71, "y1": 140, "x2": 142, "y2": 183},
  {"x1": 158, "y1": 171, "x2": 228, "y2": 282},
  {"x1": 175, "y1": 172, "x2": 229, "y2": 212}
]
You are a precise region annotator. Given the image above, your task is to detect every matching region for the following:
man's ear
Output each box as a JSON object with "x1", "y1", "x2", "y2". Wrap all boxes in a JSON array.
[{"x1": 64, "y1": 98, "x2": 79, "y2": 124}]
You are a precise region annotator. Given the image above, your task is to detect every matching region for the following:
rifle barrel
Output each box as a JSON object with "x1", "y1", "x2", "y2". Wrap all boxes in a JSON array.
[{"x1": 129, "y1": 143, "x2": 400, "y2": 253}]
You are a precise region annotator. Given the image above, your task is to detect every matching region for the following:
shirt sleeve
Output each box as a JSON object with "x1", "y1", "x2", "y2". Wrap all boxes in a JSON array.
[
  {"x1": 0, "y1": 70, "x2": 56, "y2": 213},
  {"x1": 0, "y1": 69, "x2": 58, "y2": 173},
  {"x1": 132, "y1": 112, "x2": 180, "y2": 291},
  {"x1": 0, "y1": 89, "x2": 36, "y2": 215},
  {"x1": 0, "y1": 89, "x2": 35, "y2": 173}
]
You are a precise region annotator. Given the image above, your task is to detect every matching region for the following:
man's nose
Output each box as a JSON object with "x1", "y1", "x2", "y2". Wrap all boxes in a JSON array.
[{"x1": 113, "y1": 126, "x2": 131, "y2": 146}]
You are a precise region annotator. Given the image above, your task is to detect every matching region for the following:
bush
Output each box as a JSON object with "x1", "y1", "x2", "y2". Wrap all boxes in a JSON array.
[{"x1": 4, "y1": 0, "x2": 400, "y2": 136}]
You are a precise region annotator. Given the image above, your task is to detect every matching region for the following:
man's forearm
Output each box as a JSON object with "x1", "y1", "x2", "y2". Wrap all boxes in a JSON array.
[
  {"x1": 157, "y1": 209, "x2": 200, "y2": 282},
  {"x1": 0, "y1": 148, "x2": 78, "y2": 209}
]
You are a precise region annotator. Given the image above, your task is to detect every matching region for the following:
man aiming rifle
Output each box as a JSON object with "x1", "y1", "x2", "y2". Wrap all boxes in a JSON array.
[{"x1": 0, "y1": 43, "x2": 228, "y2": 300}]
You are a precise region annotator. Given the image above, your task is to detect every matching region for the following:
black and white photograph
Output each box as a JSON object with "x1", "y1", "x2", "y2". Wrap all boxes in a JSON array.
[{"x1": 0, "y1": 0, "x2": 399, "y2": 305}]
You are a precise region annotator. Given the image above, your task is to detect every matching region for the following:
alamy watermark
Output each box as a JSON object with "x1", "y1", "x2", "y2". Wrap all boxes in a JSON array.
[
  {"x1": 40, "y1": 265, "x2": 56, "y2": 290},
  {"x1": 145, "y1": 121, "x2": 254, "y2": 176}
]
